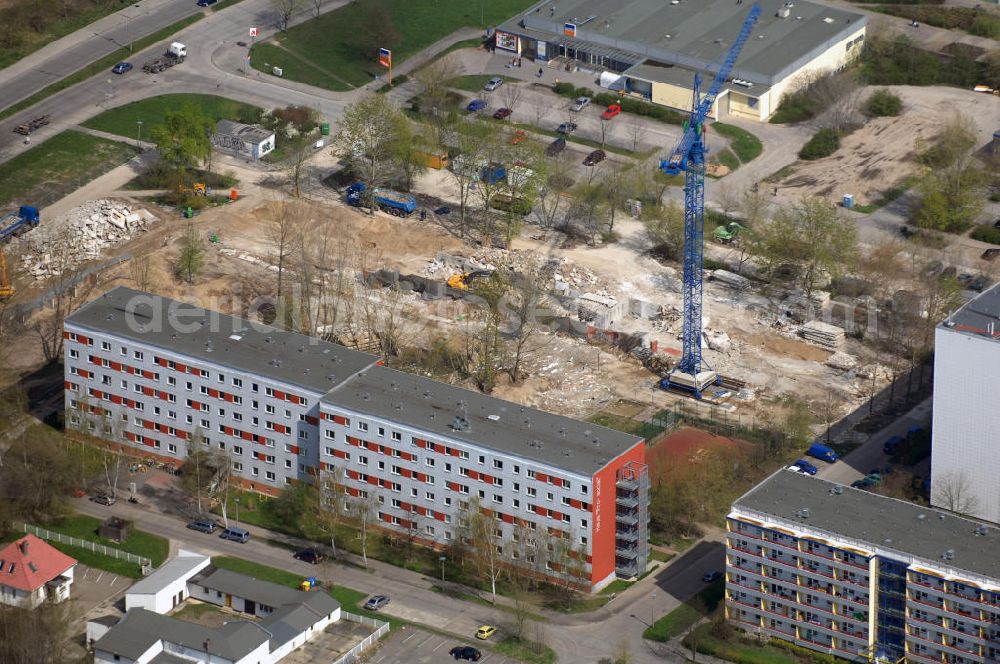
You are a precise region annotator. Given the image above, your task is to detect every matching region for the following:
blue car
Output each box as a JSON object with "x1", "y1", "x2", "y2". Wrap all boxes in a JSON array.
[
  {"x1": 792, "y1": 459, "x2": 818, "y2": 475},
  {"x1": 111, "y1": 62, "x2": 133, "y2": 75},
  {"x1": 467, "y1": 98, "x2": 487, "y2": 112},
  {"x1": 883, "y1": 435, "x2": 903, "y2": 455}
]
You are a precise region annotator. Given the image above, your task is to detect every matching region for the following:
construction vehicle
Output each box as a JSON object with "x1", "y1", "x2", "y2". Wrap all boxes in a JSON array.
[
  {"x1": 142, "y1": 42, "x2": 187, "y2": 73},
  {"x1": 713, "y1": 222, "x2": 744, "y2": 244},
  {"x1": 180, "y1": 183, "x2": 207, "y2": 196},
  {"x1": 13, "y1": 115, "x2": 50, "y2": 135},
  {"x1": 0, "y1": 249, "x2": 14, "y2": 299},
  {"x1": 447, "y1": 270, "x2": 492, "y2": 290},
  {"x1": 657, "y1": 2, "x2": 760, "y2": 398},
  {"x1": 0, "y1": 206, "x2": 40, "y2": 243},
  {"x1": 346, "y1": 182, "x2": 417, "y2": 217}
]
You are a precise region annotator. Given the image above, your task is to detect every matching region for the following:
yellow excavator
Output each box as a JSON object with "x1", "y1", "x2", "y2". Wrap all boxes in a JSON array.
[
  {"x1": 447, "y1": 270, "x2": 492, "y2": 290},
  {"x1": 0, "y1": 249, "x2": 14, "y2": 299}
]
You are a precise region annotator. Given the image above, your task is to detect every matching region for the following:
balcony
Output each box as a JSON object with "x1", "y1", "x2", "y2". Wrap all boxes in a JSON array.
[
  {"x1": 728, "y1": 597, "x2": 761, "y2": 610},
  {"x1": 615, "y1": 513, "x2": 638, "y2": 527},
  {"x1": 909, "y1": 596, "x2": 945, "y2": 610},
  {"x1": 616, "y1": 477, "x2": 638, "y2": 491},
  {"x1": 616, "y1": 495, "x2": 639, "y2": 509},
  {"x1": 617, "y1": 530, "x2": 639, "y2": 543},
  {"x1": 616, "y1": 546, "x2": 638, "y2": 560}
]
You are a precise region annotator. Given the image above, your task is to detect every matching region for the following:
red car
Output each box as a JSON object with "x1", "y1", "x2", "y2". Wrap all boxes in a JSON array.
[
  {"x1": 601, "y1": 104, "x2": 621, "y2": 120},
  {"x1": 493, "y1": 107, "x2": 512, "y2": 120}
]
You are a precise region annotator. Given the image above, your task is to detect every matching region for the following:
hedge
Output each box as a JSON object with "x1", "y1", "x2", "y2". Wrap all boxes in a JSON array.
[{"x1": 798, "y1": 128, "x2": 840, "y2": 160}]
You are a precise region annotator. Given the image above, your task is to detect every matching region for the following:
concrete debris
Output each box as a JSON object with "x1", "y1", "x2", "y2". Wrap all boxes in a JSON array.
[
  {"x1": 710, "y1": 269, "x2": 751, "y2": 291},
  {"x1": 16, "y1": 200, "x2": 154, "y2": 280},
  {"x1": 801, "y1": 320, "x2": 845, "y2": 351},
  {"x1": 705, "y1": 330, "x2": 732, "y2": 353},
  {"x1": 825, "y1": 352, "x2": 858, "y2": 371}
]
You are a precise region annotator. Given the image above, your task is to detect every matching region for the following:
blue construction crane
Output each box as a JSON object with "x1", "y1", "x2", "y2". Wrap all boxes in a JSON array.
[{"x1": 658, "y1": 3, "x2": 761, "y2": 398}]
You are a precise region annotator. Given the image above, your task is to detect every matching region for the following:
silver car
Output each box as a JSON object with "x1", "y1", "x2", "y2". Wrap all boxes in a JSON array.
[
  {"x1": 570, "y1": 96, "x2": 591, "y2": 112},
  {"x1": 484, "y1": 77, "x2": 503, "y2": 91}
]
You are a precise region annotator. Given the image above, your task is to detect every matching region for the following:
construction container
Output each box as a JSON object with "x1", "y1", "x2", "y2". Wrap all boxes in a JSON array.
[
  {"x1": 416, "y1": 150, "x2": 450, "y2": 170},
  {"x1": 230, "y1": 189, "x2": 238, "y2": 201},
  {"x1": 321, "y1": 122, "x2": 330, "y2": 136},
  {"x1": 842, "y1": 194, "x2": 854, "y2": 209}
]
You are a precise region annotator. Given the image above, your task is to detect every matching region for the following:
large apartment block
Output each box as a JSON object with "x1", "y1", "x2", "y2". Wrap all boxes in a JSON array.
[
  {"x1": 63, "y1": 288, "x2": 649, "y2": 590},
  {"x1": 726, "y1": 470, "x2": 1000, "y2": 663}
]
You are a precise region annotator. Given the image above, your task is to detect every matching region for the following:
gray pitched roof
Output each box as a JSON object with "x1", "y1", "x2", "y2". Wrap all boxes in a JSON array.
[
  {"x1": 65, "y1": 287, "x2": 379, "y2": 395},
  {"x1": 323, "y1": 365, "x2": 642, "y2": 475},
  {"x1": 215, "y1": 120, "x2": 275, "y2": 144},
  {"x1": 501, "y1": 0, "x2": 865, "y2": 84},
  {"x1": 191, "y1": 567, "x2": 340, "y2": 616},
  {"x1": 734, "y1": 471, "x2": 1000, "y2": 582},
  {"x1": 261, "y1": 603, "x2": 325, "y2": 649},
  {"x1": 92, "y1": 608, "x2": 268, "y2": 661}
]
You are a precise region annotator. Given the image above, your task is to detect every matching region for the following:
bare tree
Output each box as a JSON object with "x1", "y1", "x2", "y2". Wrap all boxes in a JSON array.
[
  {"x1": 310, "y1": 0, "x2": 323, "y2": 17},
  {"x1": 448, "y1": 119, "x2": 501, "y2": 239},
  {"x1": 934, "y1": 471, "x2": 979, "y2": 516},
  {"x1": 129, "y1": 254, "x2": 153, "y2": 292},
  {"x1": 808, "y1": 70, "x2": 861, "y2": 133},
  {"x1": 627, "y1": 113, "x2": 643, "y2": 152},
  {"x1": 0, "y1": 599, "x2": 78, "y2": 664},
  {"x1": 460, "y1": 497, "x2": 505, "y2": 604},
  {"x1": 99, "y1": 447, "x2": 124, "y2": 500},
  {"x1": 335, "y1": 95, "x2": 407, "y2": 213},
  {"x1": 413, "y1": 55, "x2": 461, "y2": 116},
  {"x1": 534, "y1": 159, "x2": 574, "y2": 229},
  {"x1": 285, "y1": 136, "x2": 314, "y2": 198},
  {"x1": 318, "y1": 466, "x2": 346, "y2": 558},
  {"x1": 351, "y1": 488, "x2": 379, "y2": 568},
  {"x1": 264, "y1": 198, "x2": 303, "y2": 301},
  {"x1": 175, "y1": 224, "x2": 204, "y2": 285},
  {"x1": 497, "y1": 256, "x2": 553, "y2": 383},
  {"x1": 272, "y1": 0, "x2": 302, "y2": 31},
  {"x1": 31, "y1": 229, "x2": 99, "y2": 363},
  {"x1": 501, "y1": 82, "x2": 525, "y2": 114}
]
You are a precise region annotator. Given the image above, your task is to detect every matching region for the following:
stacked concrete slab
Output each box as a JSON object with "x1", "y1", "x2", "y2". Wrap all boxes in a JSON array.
[{"x1": 801, "y1": 320, "x2": 846, "y2": 351}]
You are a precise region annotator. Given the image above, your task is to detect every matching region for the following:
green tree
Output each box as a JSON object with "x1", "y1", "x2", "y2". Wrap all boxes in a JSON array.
[
  {"x1": 335, "y1": 94, "x2": 407, "y2": 213},
  {"x1": 912, "y1": 115, "x2": 987, "y2": 233},
  {"x1": 149, "y1": 104, "x2": 213, "y2": 181},
  {"x1": 749, "y1": 197, "x2": 858, "y2": 297},
  {"x1": 175, "y1": 225, "x2": 204, "y2": 284},
  {"x1": 642, "y1": 199, "x2": 685, "y2": 260}
]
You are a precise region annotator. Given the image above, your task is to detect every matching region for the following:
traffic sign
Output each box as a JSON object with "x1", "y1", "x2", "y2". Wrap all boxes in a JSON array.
[{"x1": 249, "y1": 27, "x2": 258, "y2": 37}]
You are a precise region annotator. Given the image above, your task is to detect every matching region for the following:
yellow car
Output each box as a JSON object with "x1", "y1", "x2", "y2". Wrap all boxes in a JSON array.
[{"x1": 476, "y1": 625, "x2": 497, "y2": 640}]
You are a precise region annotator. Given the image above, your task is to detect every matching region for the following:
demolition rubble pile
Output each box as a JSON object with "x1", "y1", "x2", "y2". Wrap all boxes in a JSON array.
[{"x1": 18, "y1": 200, "x2": 155, "y2": 279}]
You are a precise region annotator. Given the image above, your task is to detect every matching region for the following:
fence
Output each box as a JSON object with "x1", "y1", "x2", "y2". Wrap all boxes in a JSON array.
[
  {"x1": 331, "y1": 611, "x2": 391, "y2": 664},
  {"x1": 20, "y1": 523, "x2": 151, "y2": 572}
]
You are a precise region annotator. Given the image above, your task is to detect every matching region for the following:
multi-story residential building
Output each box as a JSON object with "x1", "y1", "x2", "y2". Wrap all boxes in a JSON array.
[
  {"x1": 932, "y1": 283, "x2": 1000, "y2": 524},
  {"x1": 727, "y1": 469, "x2": 1000, "y2": 664},
  {"x1": 63, "y1": 287, "x2": 649, "y2": 591}
]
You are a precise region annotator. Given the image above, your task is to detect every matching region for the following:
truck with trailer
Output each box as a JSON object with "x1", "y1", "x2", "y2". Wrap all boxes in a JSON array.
[
  {"x1": 143, "y1": 42, "x2": 187, "y2": 73},
  {"x1": 346, "y1": 182, "x2": 417, "y2": 217},
  {"x1": 0, "y1": 206, "x2": 40, "y2": 243}
]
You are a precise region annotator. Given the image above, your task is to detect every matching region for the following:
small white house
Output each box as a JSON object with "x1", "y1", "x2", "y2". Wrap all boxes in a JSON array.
[
  {"x1": 212, "y1": 120, "x2": 275, "y2": 161},
  {"x1": 125, "y1": 550, "x2": 210, "y2": 614},
  {"x1": 0, "y1": 534, "x2": 76, "y2": 608}
]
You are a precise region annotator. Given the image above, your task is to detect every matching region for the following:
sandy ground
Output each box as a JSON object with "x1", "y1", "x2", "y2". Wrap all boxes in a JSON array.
[{"x1": 773, "y1": 86, "x2": 1000, "y2": 204}]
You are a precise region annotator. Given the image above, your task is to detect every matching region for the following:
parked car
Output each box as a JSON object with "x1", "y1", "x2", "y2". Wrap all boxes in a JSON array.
[
  {"x1": 883, "y1": 435, "x2": 903, "y2": 455},
  {"x1": 294, "y1": 548, "x2": 324, "y2": 564},
  {"x1": 556, "y1": 122, "x2": 578, "y2": 135},
  {"x1": 851, "y1": 478, "x2": 876, "y2": 490},
  {"x1": 583, "y1": 149, "x2": 606, "y2": 166},
  {"x1": 493, "y1": 107, "x2": 512, "y2": 120},
  {"x1": 467, "y1": 98, "x2": 487, "y2": 113},
  {"x1": 434, "y1": 206, "x2": 451, "y2": 215},
  {"x1": 785, "y1": 465, "x2": 805, "y2": 474},
  {"x1": 982, "y1": 248, "x2": 1000, "y2": 262},
  {"x1": 476, "y1": 625, "x2": 497, "y2": 640},
  {"x1": 197, "y1": 0, "x2": 218, "y2": 5},
  {"x1": 187, "y1": 519, "x2": 216, "y2": 534},
  {"x1": 601, "y1": 103, "x2": 622, "y2": 120},
  {"x1": 792, "y1": 459, "x2": 818, "y2": 475},
  {"x1": 483, "y1": 77, "x2": 503, "y2": 91},
  {"x1": 450, "y1": 646, "x2": 482, "y2": 661},
  {"x1": 364, "y1": 595, "x2": 390, "y2": 611},
  {"x1": 509, "y1": 129, "x2": 526, "y2": 145},
  {"x1": 91, "y1": 494, "x2": 116, "y2": 506},
  {"x1": 806, "y1": 442, "x2": 839, "y2": 463},
  {"x1": 111, "y1": 62, "x2": 133, "y2": 75},
  {"x1": 970, "y1": 275, "x2": 989, "y2": 292},
  {"x1": 219, "y1": 527, "x2": 250, "y2": 543},
  {"x1": 702, "y1": 571, "x2": 722, "y2": 583},
  {"x1": 570, "y1": 96, "x2": 591, "y2": 112},
  {"x1": 545, "y1": 137, "x2": 566, "y2": 156}
]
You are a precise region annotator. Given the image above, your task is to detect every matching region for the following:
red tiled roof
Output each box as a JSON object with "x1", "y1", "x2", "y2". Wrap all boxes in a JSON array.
[{"x1": 0, "y1": 534, "x2": 76, "y2": 592}]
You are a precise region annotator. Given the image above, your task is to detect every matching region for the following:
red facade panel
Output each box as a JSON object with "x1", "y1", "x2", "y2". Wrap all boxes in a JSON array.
[{"x1": 590, "y1": 441, "x2": 646, "y2": 588}]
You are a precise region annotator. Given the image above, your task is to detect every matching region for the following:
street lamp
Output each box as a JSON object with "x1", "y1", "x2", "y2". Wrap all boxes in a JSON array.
[
  {"x1": 440, "y1": 555, "x2": 447, "y2": 582},
  {"x1": 650, "y1": 591, "x2": 656, "y2": 626},
  {"x1": 235, "y1": 496, "x2": 241, "y2": 528},
  {"x1": 136, "y1": 120, "x2": 143, "y2": 149}
]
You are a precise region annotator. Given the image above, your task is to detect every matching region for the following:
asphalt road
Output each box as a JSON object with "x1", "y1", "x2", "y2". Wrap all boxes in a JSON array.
[{"x1": 0, "y1": 0, "x2": 205, "y2": 113}]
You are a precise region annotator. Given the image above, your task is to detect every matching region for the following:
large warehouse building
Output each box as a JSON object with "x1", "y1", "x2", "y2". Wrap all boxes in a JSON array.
[
  {"x1": 495, "y1": 0, "x2": 867, "y2": 121},
  {"x1": 932, "y1": 284, "x2": 1000, "y2": 525},
  {"x1": 728, "y1": 470, "x2": 1000, "y2": 664},
  {"x1": 62, "y1": 288, "x2": 649, "y2": 592}
]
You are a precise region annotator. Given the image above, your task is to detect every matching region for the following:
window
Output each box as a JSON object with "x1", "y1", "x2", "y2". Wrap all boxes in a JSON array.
[
  {"x1": 265, "y1": 471, "x2": 276, "y2": 481},
  {"x1": 102, "y1": 375, "x2": 111, "y2": 385},
  {"x1": 445, "y1": 463, "x2": 452, "y2": 472},
  {"x1": 232, "y1": 396, "x2": 242, "y2": 405},
  {"x1": 527, "y1": 469, "x2": 536, "y2": 479},
  {"x1": 285, "y1": 459, "x2": 292, "y2": 469},
  {"x1": 459, "y1": 467, "x2": 469, "y2": 477},
  {"x1": 167, "y1": 376, "x2": 176, "y2": 386},
  {"x1": 69, "y1": 349, "x2": 79, "y2": 359},
  {"x1": 378, "y1": 460, "x2": 385, "y2": 471},
  {"x1": 234, "y1": 446, "x2": 243, "y2": 456},
  {"x1": 425, "y1": 525, "x2": 435, "y2": 536},
  {"x1": 493, "y1": 494, "x2": 502, "y2": 504},
  {"x1": 324, "y1": 446, "x2": 334, "y2": 456},
  {"x1": 547, "y1": 492, "x2": 554, "y2": 502},
  {"x1": 426, "y1": 492, "x2": 435, "y2": 501},
  {"x1": 252, "y1": 383, "x2": 258, "y2": 393},
  {"x1": 358, "y1": 455, "x2": 368, "y2": 466},
  {"x1": 265, "y1": 404, "x2": 275, "y2": 414},
  {"x1": 358, "y1": 422, "x2": 368, "y2": 432},
  {"x1": 101, "y1": 341, "x2": 111, "y2": 351},
  {"x1": 527, "y1": 487, "x2": 536, "y2": 497},
  {"x1": 167, "y1": 443, "x2": 177, "y2": 453},
  {"x1": 217, "y1": 373, "x2": 225, "y2": 383},
  {"x1": 459, "y1": 451, "x2": 469, "y2": 460},
  {"x1": 233, "y1": 412, "x2": 242, "y2": 422},
  {"x1": 119, "y1": 346, "x2": 127, "y2": 356},
  {"x1": 391, "y1": 498, "x2": 402, "y2": 508},
  {"x1": 265, "y1": 387, "x2": 275, "y2": 397},
  {"x1": 444, "y1": 497, "x2": 452, "y2": 507},
  {"x1": 252, "y1": 400, "x2": 258, "y2": 409},
  {"x1": 233, "y1": 378, "x2": 242, "y2": 388},
  {"x1": 513, "y1": 482, "x2": 520, "y2": 492},
  {"x1": 265, "y1": 421, "x2": 274, "y2": 431},
  {"x1": 201, "y1": 418, "x2": 210, "y2": 428},
  {"x1": 425, "y1": 457, "x2": 435, "y2": 467},
  {"x1": 391, "y1": 465, "x2": 402, "y2": 476},
  {"x1": 392, "y1": 431, "x2": 402, "y2": 441},
  {"x1": 299, "y1": 430, "x2": 308, "y2": 440},
  {"x1": 478, "y1": 455, "x2": 485, "y2": 464},
  {"x1": 410, "y1": 488, "x2": 418, "y2": 497},
  {"x1": 186, "y1": 382, "x2": 192, "y2": 391},
  {"x1": 377, "y1": 427, "x2": 385, "y2": 437},
  {"x1": 562, "y1": 513, "x2": 570, "y2": 523},
  {"x1": 325, "y1": 430, "x2": 335, "y2": 440},
  {"x1": 493, "y1": 459, "x2": 503, "y2": 470},
  {"x1": 581, "y1": 536, "x2": 588, "y2": 545},
  {"x1": 200, "y1": 386, "x2": 209, "y2": 395},
  {"x1": 445, "y1": 531, "x2": 453, "y2": 541},
  {"x1": 513, "y1": 499, "x2": 520, "y2": 509},
  {"x1": 582, "y1": 485, "x2": 588, "y2": 494},
  {"x1": 186, "y1": 415, "x2": 193, "y2": 424},
  {"x1": 200, "y1": 369, "x2": 208, "y2": 378},
  {"x1": 284, "y1": 409, "x2": 291, "y2": 419},
  {"x1": 478, "y1": 490, "x2": 486, "y2": 499},
  {"x1": 218, "y1": 408, "x2": 225, "y2": 417},
  {"x1": 153, "y1": 406, "x2": 161, "y2": 416},
  {"x1": 581, "y1": 518, "x2": 588, "y2": 528}
]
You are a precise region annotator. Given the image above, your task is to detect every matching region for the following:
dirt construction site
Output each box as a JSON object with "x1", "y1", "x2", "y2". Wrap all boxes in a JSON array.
[{"x1": 6, "y1": 81, "x2": 994, "y2": 434}]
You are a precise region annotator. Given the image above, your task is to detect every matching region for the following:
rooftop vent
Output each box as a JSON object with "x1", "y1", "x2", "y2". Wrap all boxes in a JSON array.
[
  {"x1": 944, "y1": 549, "x2": 955, "y2": 561},
  {"x1": 939, "y1": 514, "x2": 946, "y2": 520},
  {"x1": 823, "y1": 16, "x2": 834, "y2": 23},
  {"x1": 917, "y1": 514, "x2": 926, "y2": 520},
  {"x1": 884, "y1": 538, "x2": 892, "y2": 544},
  {"x1": 777, "y1": 7, "x2": 790, "y2": 18},
  {"x1": 563, "y1": 450, "x2": 571, "y2": 456},
  {"x1": 797, "y1": 508, "x2": 810, "y2": 519},
  {"x1": 423, "y1": 391, "x2": 431, "y2": 399},
  {"x1": 265, "y1": 336, "x2": 273, "y2": 343},
  {"x1": 27, "y1": 562, "x2": 37, "y2": 573},
  {"x1": 361, "y1": 392, "x2": 371, "y2": 401},
  {"x1": 830, "y1": 486, "x2": 843, "y2": 495},
  {"x1": 390, "y1": 381, "x2": 399, "y2": 391},
  {"x1": 975, "y1": 525, "x2": 988, "y2": 536},
  {"x1": 450, "y1": 416, "x2": 470, "y2": 432},
  {"x1": 18, "y1": 541, "x2": 28, "y2": 555}
]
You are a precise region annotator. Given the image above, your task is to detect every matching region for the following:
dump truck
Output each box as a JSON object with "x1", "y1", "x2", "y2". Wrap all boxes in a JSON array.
[
  {"x1": 447, "y1": 270, "x2": 492, "y2": 290},
  {"x1": 346, "y1": 182, "x2": 417, "y2": 217},
  {"x1": 143, "y1": 42, "x2": 187, "y2": 73},
  {"x1": 713, "y1": 222, "x2": 744, "y2": 244},
  {"x1": 0, "y1": 206, "x2": 40, "y2": 243}
]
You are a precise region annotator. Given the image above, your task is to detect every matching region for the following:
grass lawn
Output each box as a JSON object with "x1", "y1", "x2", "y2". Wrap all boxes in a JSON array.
[
  {"x1": 0, "y1": 14, "x2": 203, "y2": 122},
  {"x1": 495, "y1": 635, "x2": 557, "y2": 664},
  {"x1": 650, "y1": 549, "x2": 675, "y2": 563},
  {"x1": 712, "y1": 123, "x2": 763, "y2": 164},
  {"x1": 448, "y1": 75, "x2": 497, "y2": 92},
  {"x1": 211, "y1": 556, "x2": 403, "y2": 629},
  {"x1": 644, "y1": 578, "x2": 725, "y2": 642},
  {"x1": 83, "y1": 94, "x2": 263, "y2": 139},
  {"x1": 684, "y1": 624, "x2": 802, "y2": 664},
  {"x1": 714, "y1": 148, "x2": 740, "y2": 173},
  {"x1": 0, "y1": 130, "x2": 137, "y2": 208},
  {"x1": 252, "y1": 0, "x2": 536, "y2": 90},
  {"x1": 48, "y1": 541, "x2": 146, "y2": 578},
  {"x1": 45, "y1": 513, "x2": 169, "y2": 566}
]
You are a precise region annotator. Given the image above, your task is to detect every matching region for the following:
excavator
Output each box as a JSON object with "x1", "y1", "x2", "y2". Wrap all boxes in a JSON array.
[
  {"x1": 447, "y1": 270, "x2": 492, "y2": 290},
  {"x1": 0, "y1": 249, "x2": 14, "y2": 299}
]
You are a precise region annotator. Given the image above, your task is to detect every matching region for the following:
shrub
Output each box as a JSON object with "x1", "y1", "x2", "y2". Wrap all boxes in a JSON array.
[
  {"x1": 866, "y1": 88, "x2": 902, "y2": 116},
  {"x1": 970, "y1": 13, "x2": 1000, "y2": 39},
  {"x1": 770, "y1": 91, "x2": 817, "y2": 124},
  {"x1": 553, "y1": 82, "x2": 575, "y2": 96},
  {"x1": 798, "y1": 128, "x2": 840, "y2": 160},
  {"x1": 574, "y1": 86, "x2": 595, "y2": 98},
  {"x1": 971, "y1": 224, "x2": 1000, "y2": 245}
]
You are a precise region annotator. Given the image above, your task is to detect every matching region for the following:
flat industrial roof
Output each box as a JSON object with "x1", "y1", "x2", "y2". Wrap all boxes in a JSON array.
[
  {"x1": 733, "y1": 471, "x2": 1000, "y2": 583},
  {"x1": 324, "y1": 365, "x2": 642, "y2": 476},
  {"x1": 126, "y1": 551, "x2": 208, "y2": 597},
  {"x1": 940, "y1": 282, "x2": 1000, "y2": 341},
  {"x1": 501, "y1": 0, "x2": 865, "y2": 84},
  {"x1": 65, "y1": 287, "x2": 379, "y2": 394}
]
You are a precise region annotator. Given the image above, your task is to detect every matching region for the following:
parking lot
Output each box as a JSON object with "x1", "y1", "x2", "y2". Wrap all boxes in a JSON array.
[{"x1": 369, "y1": 628, "x2": 520, "y2": 664}]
